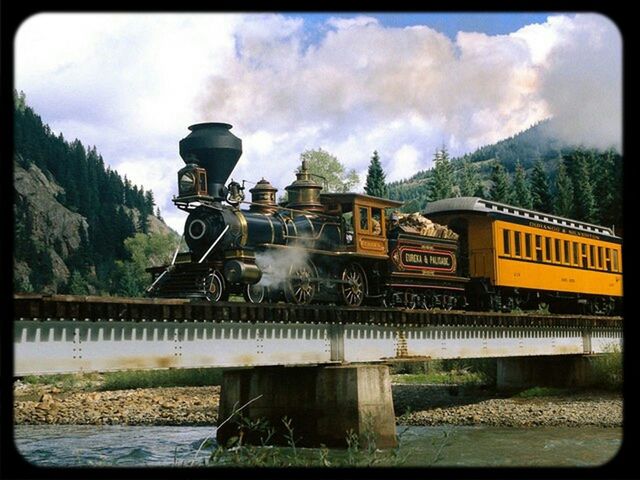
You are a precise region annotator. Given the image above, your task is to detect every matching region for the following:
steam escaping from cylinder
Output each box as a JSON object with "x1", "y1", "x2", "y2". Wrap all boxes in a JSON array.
[{"x1": 254, "y1": 246, "x2": 310, "y2": 290}]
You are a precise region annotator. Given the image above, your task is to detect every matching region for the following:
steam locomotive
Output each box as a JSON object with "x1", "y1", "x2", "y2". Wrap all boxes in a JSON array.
[
  {"x1": 147, "y1": 123, "x2": 622, "y2": 314},
  {"x1": 147, "y1": 122, "x2": 467, "y2": 309}
]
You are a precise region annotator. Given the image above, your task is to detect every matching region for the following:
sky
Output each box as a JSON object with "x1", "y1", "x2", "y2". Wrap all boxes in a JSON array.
[{"x1": 14, "y1": 13, "x2": 622, "y2": 234}]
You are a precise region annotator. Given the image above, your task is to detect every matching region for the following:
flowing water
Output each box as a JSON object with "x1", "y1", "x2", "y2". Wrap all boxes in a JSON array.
[{"x1": 13, "y1": 424, "x2": 622, "y2": 468}]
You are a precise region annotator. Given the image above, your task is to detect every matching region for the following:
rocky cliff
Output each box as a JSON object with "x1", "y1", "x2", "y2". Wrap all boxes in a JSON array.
[
  {"x1": 14, "y1": 156, "x2": 177, "y2": 293},
  {"x1": 14, "y1": 160, "x2": 90, "y2": 292}
]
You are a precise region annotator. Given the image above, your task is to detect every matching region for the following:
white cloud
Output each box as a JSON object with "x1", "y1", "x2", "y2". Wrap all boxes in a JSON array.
[
  {"x1": 15, "y1": 13, "x2": 622, "y2": 233},
  {"x1": 388, "y1": 145, "x2": 422, "y2": 183}
]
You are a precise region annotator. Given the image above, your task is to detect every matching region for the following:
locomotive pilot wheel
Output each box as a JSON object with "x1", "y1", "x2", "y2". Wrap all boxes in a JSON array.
[
  {"x1": 203, "y1": 271, "x2": 229, "y2": 302},
  {"x1": 341, "y1": 263, "x2": 366, "y2": 307},
  {"x1": 285, "y1": 260, "x2": 318, "y2": 304}
]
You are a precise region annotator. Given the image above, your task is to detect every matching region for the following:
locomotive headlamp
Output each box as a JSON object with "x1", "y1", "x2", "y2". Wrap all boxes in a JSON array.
[{"x1": 179, "y1": 172, "x2": 196, "y2": 194}]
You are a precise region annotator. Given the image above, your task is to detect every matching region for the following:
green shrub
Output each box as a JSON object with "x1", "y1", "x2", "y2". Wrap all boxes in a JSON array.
[{"x1": 590, "y1": 345, "x2": 622, "y2": 390}]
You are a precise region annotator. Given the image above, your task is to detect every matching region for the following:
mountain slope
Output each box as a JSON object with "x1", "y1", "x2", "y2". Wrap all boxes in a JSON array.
[
  {"x1": 386, "y1": 120, "x2": 622, "y2": 229},
  {"x1": 14, "y1": 94, "x2": 178, "y2": 294}
]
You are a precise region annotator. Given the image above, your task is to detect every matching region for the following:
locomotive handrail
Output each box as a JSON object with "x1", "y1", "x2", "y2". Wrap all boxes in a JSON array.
[{"x1": 197, "y1": 225, "x2": 230, "y2": 263}]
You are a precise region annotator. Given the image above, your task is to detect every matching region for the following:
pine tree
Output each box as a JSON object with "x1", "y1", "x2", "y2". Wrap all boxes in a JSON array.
[
  {"x1": 554, "y1": 158, "x2": 574, "y2": 218},
  {"x1": 591, "y1": 148, "x2": 622, "y2": 229},
  {"x1": 456, "y1": 159, "x2": 482, "y2": 197},
  {"x1": 530, "y1": 158, "x2": 552, "y2": 213},
  {"x1": 489, "y1": 162, "x2": 510, "y2": 203},
  {"x1": 67, "y1": 271, "x2": 90, "y2": 295},
  {"x1": 566, "y1": 151, "x2": 597, "y2": 223},
  {"x1": 474, "y1": 182, "x2": 487, "y2": 199},
  {"x1": 364, "y1": 151, "x2": 388, "y2": 198},
  {"x1": 510, "y1": 161, "x2": 532, "y2": 209},
  {"x1": 430, "y1": 147, "x2": 454, "y2": 201}
]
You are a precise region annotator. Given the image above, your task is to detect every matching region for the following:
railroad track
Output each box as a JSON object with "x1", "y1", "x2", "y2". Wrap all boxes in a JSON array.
[{"x1": 13, "y1": 294, "x2": 622, "y2": 328}]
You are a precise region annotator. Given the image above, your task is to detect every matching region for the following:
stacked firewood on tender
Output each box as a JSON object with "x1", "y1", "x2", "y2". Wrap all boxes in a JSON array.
[{"x1": 391, "y1": 212, "x2": 459, "y2": 240}]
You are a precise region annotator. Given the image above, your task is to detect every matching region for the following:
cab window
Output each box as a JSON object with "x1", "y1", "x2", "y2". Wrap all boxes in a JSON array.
[
  {"x1": 359, "y1": 206, "x2": 369, "y2": 231},
  {"x1": 371, "y1": 208, "x2": 383, "y2": 236}
]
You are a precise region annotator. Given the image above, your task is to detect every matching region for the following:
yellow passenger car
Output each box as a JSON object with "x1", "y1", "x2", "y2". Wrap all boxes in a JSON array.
[{"x1": 425, "y1": 197, "x2": 622, "y2": 314}]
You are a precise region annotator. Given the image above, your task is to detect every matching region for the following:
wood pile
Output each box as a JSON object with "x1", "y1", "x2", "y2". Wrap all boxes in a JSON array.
[{"x1": 393, "y1": 212, "x2": 459, "y2": 240}]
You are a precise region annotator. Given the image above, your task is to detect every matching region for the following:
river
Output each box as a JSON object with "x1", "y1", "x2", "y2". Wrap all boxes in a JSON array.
[{"x1": 13, "y1": 424, "x2": 622, "y2": 467}]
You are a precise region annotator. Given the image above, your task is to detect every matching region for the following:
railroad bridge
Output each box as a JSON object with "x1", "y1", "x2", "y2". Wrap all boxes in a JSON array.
[{"x1": 13, "y1": 294, "x2": 623, "y2": 447}]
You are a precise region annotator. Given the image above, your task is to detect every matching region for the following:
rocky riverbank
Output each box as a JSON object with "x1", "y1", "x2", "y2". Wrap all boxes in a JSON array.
[
  {"x1": 13, "y1": 381, "x2": 622, "y2": 428},
  {"x1": 14, "y1": 383, "x2": 220, "y2": 426},
  {"x1": 394, "y1": 384, "x2": 622, "y2": 428}
]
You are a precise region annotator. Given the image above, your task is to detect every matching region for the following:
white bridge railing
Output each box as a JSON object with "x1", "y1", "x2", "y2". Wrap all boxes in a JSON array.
[{"x1": 14, "y1": 319, "x2": 622, "y2": 376}]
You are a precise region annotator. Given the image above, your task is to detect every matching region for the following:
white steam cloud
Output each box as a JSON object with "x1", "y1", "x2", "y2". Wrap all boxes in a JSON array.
[{"x1": 255, "y1": 246, "x2": 310, "y2": 290}]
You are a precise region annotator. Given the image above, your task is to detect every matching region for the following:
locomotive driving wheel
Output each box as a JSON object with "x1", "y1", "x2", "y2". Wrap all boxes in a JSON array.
[
  {"x1": 203, "y1": 271, "x2": 228, "y2": 302},
  {"x1": 285, "y1": 260, "x2": 317, "y2": 304},
  {"x1": 341, "y1": 263, "x2": 366, "y2": 307},
  {"x1": 243, "y1": 283, "x2": 266, "y2": 304}
]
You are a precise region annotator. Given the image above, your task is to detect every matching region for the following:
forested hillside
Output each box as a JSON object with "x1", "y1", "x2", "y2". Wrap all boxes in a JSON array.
[
  {"x1": 13, "y1": 91, "x2": 179, "y2": 295},
  {"x1": 387, "y1": 121, "x2": 623, "y2": 233}
]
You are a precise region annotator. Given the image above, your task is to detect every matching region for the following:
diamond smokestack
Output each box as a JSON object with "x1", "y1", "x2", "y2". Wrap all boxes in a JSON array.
[{"x1": 179, "y1": 122, "x2": 242, "y2": 201}]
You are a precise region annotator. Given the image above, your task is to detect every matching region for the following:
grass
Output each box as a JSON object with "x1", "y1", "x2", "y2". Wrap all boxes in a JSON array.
[
  {"x1": 21, "y1": 368, "x2": 224, "y2": 392},
  {"x1": 22, "y1": 372, "x2": 104, "y2": 392},
  {"x1": 513, "y1": 387, "x2": 573, "y2": 398},
  {"x1": 390, "y1": 358, "x2": 496, "y2": 386},
  {"x1": 99, "y1": 368, "x2": 223, "y2": 391},
  {"x1": 392, "y1": 371, "x2": 486, "y2": 385}
]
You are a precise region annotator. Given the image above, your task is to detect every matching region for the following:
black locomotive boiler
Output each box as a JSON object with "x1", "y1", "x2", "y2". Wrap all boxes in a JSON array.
[{"x1": 147, "y1": 122, "x2": 468, "y2": 308}]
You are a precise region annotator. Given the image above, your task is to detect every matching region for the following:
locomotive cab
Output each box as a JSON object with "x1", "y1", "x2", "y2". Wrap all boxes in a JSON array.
[{"x1": 320, "y1": 193, "x2": 403, "y2": 257}]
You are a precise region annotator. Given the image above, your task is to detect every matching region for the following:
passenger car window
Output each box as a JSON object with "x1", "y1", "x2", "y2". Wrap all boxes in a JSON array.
[
  {"x1": 535, "y1": 235, "x2": 542, "y2": 261},
  {"x1": 545, "y1": 237, "x2": 552, "y2": 261},
  {"x1": 514, "y1": 232, "x2": 521, "y2": 256},
  {"x1": 503, "y1": 229, "x2": 511, "y2": 255}
]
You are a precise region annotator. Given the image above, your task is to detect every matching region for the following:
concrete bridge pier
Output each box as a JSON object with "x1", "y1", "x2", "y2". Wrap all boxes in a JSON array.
[
  {"x1": 216, "y1": 364, "x2": 397, "y2": 449},
  {"x1": 497, "y1": 354, "x2": 597, "y2": 390}
]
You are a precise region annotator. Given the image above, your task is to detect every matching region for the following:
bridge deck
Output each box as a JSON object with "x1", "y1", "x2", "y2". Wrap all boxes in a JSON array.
[{"x1": 13, "y1": 295, "x2": 622, "y2": 376}]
